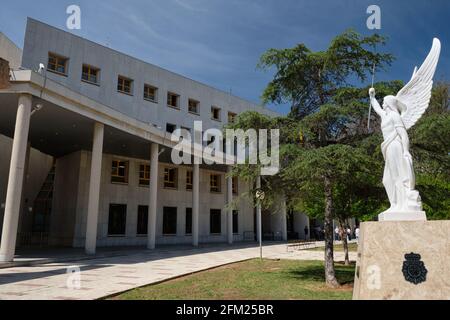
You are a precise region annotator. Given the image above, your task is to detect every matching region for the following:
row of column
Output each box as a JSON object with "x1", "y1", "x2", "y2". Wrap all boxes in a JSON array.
[{"x1": 0, "y1": 94, "x2": 288, "y2": 261}]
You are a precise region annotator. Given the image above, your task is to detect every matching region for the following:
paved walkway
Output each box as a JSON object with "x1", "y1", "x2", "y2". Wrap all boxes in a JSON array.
[{"x1": 0, "y1": 243, "x2": 357, "y2": 300}]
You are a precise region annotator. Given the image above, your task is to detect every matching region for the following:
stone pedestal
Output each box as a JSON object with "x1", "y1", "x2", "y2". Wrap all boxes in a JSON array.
[
  {"x1": 353, "y1": 220, "x2": 450, "y2": 300},
  {"x1": 378, "y1": 211, "x2": 427, "y2": 221}
]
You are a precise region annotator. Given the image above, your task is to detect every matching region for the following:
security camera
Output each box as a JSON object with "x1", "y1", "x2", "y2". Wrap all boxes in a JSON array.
[
  {"x1": 31, "y1": 103, "x2": 44, "y2": 115},
  {"x1": 38, "y1": 63, "x2": 45, "y2": 74}
]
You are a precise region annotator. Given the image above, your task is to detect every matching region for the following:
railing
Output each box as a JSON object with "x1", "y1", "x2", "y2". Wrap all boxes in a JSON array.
[{"x1": 18, "y1": 232, "x2": 49, "y2": 247}]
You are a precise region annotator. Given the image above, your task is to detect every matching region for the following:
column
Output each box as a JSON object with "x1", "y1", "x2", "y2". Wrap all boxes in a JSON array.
[
  {"x1": 280, "y1": 194, "x2": 288, "y2": 241},
  {"x1": 147, "y1": 143, "x2": 159, "y2": 249},
  {"x1": 192, "y1": 163, "x2": 199, "y2": 246},
  {"x1": 227, "y1": 166, "x2": 233, "y2": 244},
  {"x1": 0, "y1": 94, "x2": 32, "y2": 262},
  {"x1": 85, "y1": 122, "x2": 104, "y2": 255},
  {"x1": 256, "y1": 176, "x2": 262, "y2": 246}
]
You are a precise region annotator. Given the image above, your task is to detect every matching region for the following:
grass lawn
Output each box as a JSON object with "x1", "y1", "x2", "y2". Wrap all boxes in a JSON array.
[
  {"x1": 110, "y1": 259, "x2": 355, "y2": 300},
  {"x1": 307, "y1": 242, "x2": 358, "y2": 252}
]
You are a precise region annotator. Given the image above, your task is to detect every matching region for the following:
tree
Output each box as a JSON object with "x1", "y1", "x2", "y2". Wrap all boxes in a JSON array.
[{"x1": 258, "y1": 30, "x2": 394, "y2": 119}]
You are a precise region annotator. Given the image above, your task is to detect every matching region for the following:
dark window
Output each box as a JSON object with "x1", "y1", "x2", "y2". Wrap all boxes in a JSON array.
[
  {"x1": 111, "y1": 160, "x2": 128, "y2": 184},
  {"x1": 210, "y1": 174, "x2": 221, "y2": 193},
  {"x1": 228, "y1": 112, "x2": 237, "y2": 123},
  {"x1": 167, "y1": 92, "x2": 179, "y2": 108},
  {"x1": 163, "y1": 207, "x2": 177, "y2": 235},
  {"x1": 47, "y1": 52, "x2": 68, "y2": 75},
  {"x1": 186, "y1": 170, "x2": 193, "y2": 190},
  {"x1": 82, "y1": 64, "x2": 100, "y2": 84},
  {"x1": 188, "y1": 99, "x2": 199, "y2": 114},
  {"x1": 137, "y1": 205, "x2": 148, "y2": 235},
  {"x1": 108, "y1": 204, "x2": 127, "y2": 236},
  {"x1": 117, "y1": 75, "x2": 133, "y2": 94},
  {"x1": 233, "y1": 210, "x2": 239, "y2": 234},
  {"x1": 210, "y1": 209, "x2": 221, "y2": 234},
  {"x1": 211, "y1": 106, "x2": 221, "y2": 121},
  {"x1": 164, "y1": 167, "x2": 178, "y2": 189},
  {"x1": 185, "y1": 208, "x2": 192, "y2": 235},
  {"x1": 232, "y1": 177, "x2": 238, "y2": 194},
  {"x1": 144, "y1": 84, "x2": 158, "y2": 102},
  {"x1": 139, "y1": 164, "x2": 150, "y2": 186},
  {"x1": 166, "y1": 123, "x2": 177, "y2": 134}
]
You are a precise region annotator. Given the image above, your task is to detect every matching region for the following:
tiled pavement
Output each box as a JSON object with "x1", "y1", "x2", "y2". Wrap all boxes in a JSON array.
[{"x1": 0, "y1": 243, "x2": 357, "y2": 300}]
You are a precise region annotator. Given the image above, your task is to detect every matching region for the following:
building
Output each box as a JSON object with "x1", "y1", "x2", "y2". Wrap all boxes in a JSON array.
[{"x1": 0, "y1": 18, "x2": 311, "y2": 262}]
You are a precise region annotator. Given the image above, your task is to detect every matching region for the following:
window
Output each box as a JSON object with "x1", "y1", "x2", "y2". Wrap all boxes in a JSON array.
[
  {"x1": 164, "y1": 167, "x2": 178, "y2": 189},
  {"x1": 186, "y1": 170, "x2": 193, "y2": 190},
  {"x1": 163, "y1": 207, "x2": 177, "y2": 235},
  {"x1": 137, "y1": 205, "x2": 148, "y2": 235},
  {"x1": 210, "y1": 209, "x2": 221, "y2": 234},
  {"x1": 188, "y1": 99, "x2": 199, "y2": 114},
  {"x1": 108, "y1": 204, "x2": 127, "y2": 236},
  {"x1": 111, "y1": 160, "x2": 128, "y2": 184},
  {"x1": 233, "y1": 210, "x2": 239, "y2": 234},
  {"x1": 47, "y1": 52, "x2": 68, "y2": 75},
  {"x1": 166, "y1": 123, "x2": 177, "y2": 134},
  {"x1": 167, "y1": 92, "x2": 180, "y2": 109},
  {"x1": 185, "y1": 208, "x2": 192, "y2": 235},
  {"x1": 144, "y1": 84, "x2": 158, "y2": 102},
  {"x1": 210, "y1": 174, "x2": 221, "y2": 193},
  {"x1": 139, "y1": 164, "x2": 150, "y2": 186},
  {"x1": 211, "y1": 106, "x2": 221, "y2": 121},
  {"x1": 117, "y1": 75, "x2": 133, "y2": 94},
  {"x1": 228, "y1": 112, "x2": 237, "y2": 124},
  {"x1": 232, "y1": 177, "x2": 238, "y2": 194},
  {"x1": 82, "y1": 64, "x2": 100, "y2": 84}
]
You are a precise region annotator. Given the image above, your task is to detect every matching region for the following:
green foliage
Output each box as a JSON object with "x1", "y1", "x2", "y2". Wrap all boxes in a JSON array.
[{"x1": 258, "y1": 30, "x2": 394, "y2": 119}]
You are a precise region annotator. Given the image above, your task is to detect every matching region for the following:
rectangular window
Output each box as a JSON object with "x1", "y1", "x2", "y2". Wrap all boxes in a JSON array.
[
  {"x1": 233, "y1": 210, "x2": 239, "y2": 234},
  {"x1": 108, "y1": 204, "x2": 127, "y2": 236},
  {"x1": 228, "y1": 112, "x2": 237, "y2": 124},
  {"x1": 144, "y1": 84, "x2": 158, "y2": 102},
  {"x1": 210, "y1": 174, "x2": 221, "y2": 193},
  {"x1": 164, "y1": 167, "x2": 178, "y2": 189},
  {"x1": 163, "y1": 206, "x2": 177, "y2": 235},
  {"x1": 47, "y1": 52, "x2": 68, "y2": 75},
  {"x1": 210, "y1": 209, "x2": 221, "y2": 234},
  {"x1": 137, "y1": 205, "x2": 148, "y2": 235},
  {"x1": 166, "y1": 123, "x2": 177, "y2": 134},
  {"x1": 232, "y1": 177, "x2": 238, "y2": 194},
  {"x1": 117, "y1": 75, "x2": 133, "y2": 94},
  {"x1": 167, "y1": 92, "x2": 180, "y2": 109},
  {"x1": 188, "y1": 99, "x2": 199, "y2": 114},
  {"x1": 185, "y1": 208, "x2": 192, "y2": 235},
  {"x1": 211, "y1": 106, "x2": 221, "y2": 121},
  {"x1": 111, "y1": 160, "x2": 128, "y2": 184},
  {"x1": 82, "y1": 64, "x2": 100, "y2": 84},
  {"x1": 186, "y1": 170, "x2": 193, "y2": 190},
  {"x1": 139, "y1": 164, "x2": 150, "y2": 186}
]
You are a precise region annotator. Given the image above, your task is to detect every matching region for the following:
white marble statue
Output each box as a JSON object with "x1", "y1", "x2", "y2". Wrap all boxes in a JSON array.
[{"x1": 369, "y1": 38, "x2": 441, "y2": 221}]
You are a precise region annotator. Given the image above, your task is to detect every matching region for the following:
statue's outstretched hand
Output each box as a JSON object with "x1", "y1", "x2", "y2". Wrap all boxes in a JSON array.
[{"x1": 369, "y1": 88, "x2": 376, "y2": 98}]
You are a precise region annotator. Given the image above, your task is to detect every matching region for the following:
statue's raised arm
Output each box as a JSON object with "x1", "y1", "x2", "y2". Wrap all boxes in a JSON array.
[{"x1": 372, "y1": 38, "x2": 441, "y2": 222}]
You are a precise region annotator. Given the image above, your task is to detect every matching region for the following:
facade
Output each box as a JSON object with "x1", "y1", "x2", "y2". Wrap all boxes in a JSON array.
[{"x1": 0, "y1": 18, "x2": 310, "y2": 262}]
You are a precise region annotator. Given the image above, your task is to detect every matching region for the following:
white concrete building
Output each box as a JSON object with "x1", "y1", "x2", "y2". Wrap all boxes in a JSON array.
[{"x1": 0, "y1": 18, "x2": 310, "y2": 262}]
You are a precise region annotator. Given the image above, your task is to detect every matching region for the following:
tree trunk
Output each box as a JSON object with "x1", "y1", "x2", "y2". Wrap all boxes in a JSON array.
[
  {"x1": 339, "y1": 220, "x2": 350, "y2": 266},
  {"x1": 324, "y1": 176, "x2": 339, "y2": 288}
]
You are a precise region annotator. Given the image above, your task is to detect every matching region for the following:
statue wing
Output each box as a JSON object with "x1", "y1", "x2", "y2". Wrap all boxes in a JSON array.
[{"x1": 396, "y1": 38, "x2": 441, "y2": 130}]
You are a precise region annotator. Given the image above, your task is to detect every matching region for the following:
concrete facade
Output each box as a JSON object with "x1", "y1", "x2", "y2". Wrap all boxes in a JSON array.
[{"x1": 0, "y1": 18, "x2": 309, "y2": 261}]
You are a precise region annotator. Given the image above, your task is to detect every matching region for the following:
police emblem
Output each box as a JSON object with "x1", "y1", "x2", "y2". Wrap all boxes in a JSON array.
[{"x1": 402, "y1": 252, "x2": 427, "y2": 285}]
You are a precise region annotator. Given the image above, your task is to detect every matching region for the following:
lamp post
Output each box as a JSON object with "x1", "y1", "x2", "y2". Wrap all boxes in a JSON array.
[{"x1": 255, "y1": 183, "x2": 265, "y2": 261}]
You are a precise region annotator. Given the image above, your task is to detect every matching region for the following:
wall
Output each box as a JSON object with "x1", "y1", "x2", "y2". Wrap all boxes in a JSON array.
[
  {"x1": 22, "y1": 18, "x2": 279, "y2": 134},
  {"x1": 66, "y1": 150, "x2": 254, "y2": 247},
  {"x1": 0, "y1": 32, "x2": 22, "y2": 69},
  {"x1": 293, "y1": 212, "x2": 310, "y2": 240},
  {"x1": 0, "y1": 134, "x2": 54, "y2": 238}
]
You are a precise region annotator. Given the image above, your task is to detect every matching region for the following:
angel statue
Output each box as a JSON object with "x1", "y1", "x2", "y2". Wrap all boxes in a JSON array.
[{"x1": 369, "y1": 38, "x2": 441, "y2": 221}]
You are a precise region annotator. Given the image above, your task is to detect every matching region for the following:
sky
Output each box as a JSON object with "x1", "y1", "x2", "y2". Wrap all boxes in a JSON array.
[{"x1": 1, "y1": 0, "x2": 449, "y2": 114}]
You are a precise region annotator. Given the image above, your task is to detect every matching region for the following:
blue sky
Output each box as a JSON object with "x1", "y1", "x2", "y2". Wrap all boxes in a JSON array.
[{"x1": 1, "y1": 0, "x2": 449, "y2": 114}]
